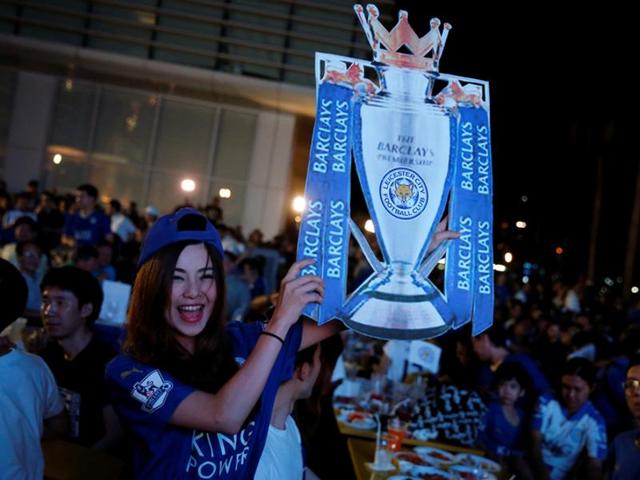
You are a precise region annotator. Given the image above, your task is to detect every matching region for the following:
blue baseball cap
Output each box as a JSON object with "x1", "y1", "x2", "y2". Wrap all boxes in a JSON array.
[{"x1": 138, "y1": 207, "x2": 224, "y2": 268}]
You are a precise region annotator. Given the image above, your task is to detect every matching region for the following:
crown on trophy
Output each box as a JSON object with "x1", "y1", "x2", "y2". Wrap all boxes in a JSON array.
[{"x1": 354, "y1": 4, "x2": 452, "y2": 71}]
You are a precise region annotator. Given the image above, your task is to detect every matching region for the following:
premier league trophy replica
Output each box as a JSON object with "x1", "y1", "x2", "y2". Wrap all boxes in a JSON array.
[{"x1": 296, "y1": 4, "x2": 494, "y2": 339}]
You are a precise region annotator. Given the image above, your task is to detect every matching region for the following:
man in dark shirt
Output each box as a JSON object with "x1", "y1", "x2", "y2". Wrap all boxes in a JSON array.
[
  {"x1": 39, "y1": 266, "x2": 121, "y2": 450},
  {"x1": 609, "y1": 355, "x2": 640, "y2": 480}
]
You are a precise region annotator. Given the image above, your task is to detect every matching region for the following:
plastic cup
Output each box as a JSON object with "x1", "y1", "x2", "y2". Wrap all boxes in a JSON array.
[{"x1": 386, "y1": 418, "x2": 407, "y2": 452}]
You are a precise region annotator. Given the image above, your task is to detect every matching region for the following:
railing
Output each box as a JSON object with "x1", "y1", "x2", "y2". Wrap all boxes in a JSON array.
[{"x1": 0, "y1": 0, "x2": 393, "y2": 86}]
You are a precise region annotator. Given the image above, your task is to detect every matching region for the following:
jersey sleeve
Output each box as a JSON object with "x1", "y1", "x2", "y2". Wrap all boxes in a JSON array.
[
  {"x1": 105, "y1": 355, "x2": 195, "y2": 428},
  {"x1": 585, "y1": 413, "x2": 608, "y2": 460}
]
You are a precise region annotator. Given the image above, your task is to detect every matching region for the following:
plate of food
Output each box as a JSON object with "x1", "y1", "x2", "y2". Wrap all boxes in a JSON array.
[
  {"x1": 333, "y1": 395, "x2": 359, "y2": 410},
  {"x1": 414, "y1": 446, "x2": 456, "y2": 466},
  {"x1": 338, "y1": 410, "x2": 377, "y2": 430},
  {"x1": 454, "y1": 453, "x2": 501, "y2": 474},
  {"x1": 394, "y1": 451, "x2": 430, "y2": 466},
  {"x1": 448, "y1": 465, "x2": 497, "y2": 480},
  {"x1": 407, "y1": 465, "x2": 451, "y2": 479}
]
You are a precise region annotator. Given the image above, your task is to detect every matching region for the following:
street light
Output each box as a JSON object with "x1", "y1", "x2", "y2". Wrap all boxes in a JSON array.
[
  {"x1": 515, "y1": 221, "x2": 527, "y2": 229},
  {"x1": 180, "y1": 178, "x2": 196, "y2": 192},
  {"x1": 504, "y1": 252, "x2": 513, "y2": 263},
  {"x1": 364, "y1": 219, "x2": 375, "y2": 233},
  {"x1": 53, "y1": 154, "x2": 62, "y2": 165},
  {"x1": 219, "y1": 188, "x2": 231, "y2": 199},
  {"x1": 292, "y1": 196, "x2": 306, "y2": 214}
]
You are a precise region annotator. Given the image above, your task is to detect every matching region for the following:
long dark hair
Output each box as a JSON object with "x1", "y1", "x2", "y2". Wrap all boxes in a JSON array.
[{"x1": 124, "y1": 241, "x2": 237, "y2": 393}]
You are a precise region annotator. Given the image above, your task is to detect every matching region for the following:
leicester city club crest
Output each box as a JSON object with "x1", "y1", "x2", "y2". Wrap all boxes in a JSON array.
[{"x1": 380, "y1": 168, "x2": 428, "y2": 220}]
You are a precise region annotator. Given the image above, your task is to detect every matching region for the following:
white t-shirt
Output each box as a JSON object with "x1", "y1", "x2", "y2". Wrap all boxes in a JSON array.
[
  {"x1": 110, "y1": 213, "x2": 136, "y2": 242},
  {"x1": 533, "y1": 394, "x2": 607, "y2": 480},
  {"x1": 0, "y1": 348, "x2": 64, "y2": 480},
  {"x1": 254, "y1": 415, "x2": 303, "y2": 480}
]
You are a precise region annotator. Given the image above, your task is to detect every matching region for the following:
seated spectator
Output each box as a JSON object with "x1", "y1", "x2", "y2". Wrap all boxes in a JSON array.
[
  {"x1": 593, "y1": 325, "x2": 640, "y2": 437},
  {"x1": 63, "y1": 184, "x2": 111, "y2": 247},
  {"x1": 39, "y1": 266, "x2": 121, "y2": 450},
  {"x1": 223, "y1": 251, "x2": 251, "y2": 322},
  {"x1": 1, "y1": 216, "x2": 48, "y2": 277},
  {"x1": 16, "y1": 240, "x2": 44, "y2": 312},
  {"x1": 36, "y1": 191, "x2": 65, "y2": 252},
  {"x1": 96, "y1": 240, "x2": 116, "y2": 282},
  {"x1": 240, "y1": 256, "x2": 266, "y2": 298},
  {"x1": 472, "y1": 326, "x2": 550, "y2": 399},
  {"x1": 255, "y1": 344, "x2": 322, "y2": 480},
  {"x1": 75, "y1": 245, "x2": 99, "y2": 275},
  {"x1": 2, "y1": 191, "x2": 37, "y2": 228},
  {"x1": 608, "y1": 354, "x2": 640, "y2": 480},
  {"x1": 108, "y1": 199, "x2": 136, "y2": 243},
  {"x1": 478, "y1": 362, "x2": 529, "y2": 458},
  {"x1": 531, "y1": 358, "x2": 607, "y2": 480},
  {"x1": 0, "y1": 258, "x2": 66, "y2": 478}
]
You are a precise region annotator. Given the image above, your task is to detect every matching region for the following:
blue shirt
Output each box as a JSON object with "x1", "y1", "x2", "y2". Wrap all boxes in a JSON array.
[
  {"x1": 106, "y1": 320, "x2": 302, "y2": 479},
  {"x1": 532, "y1": 394, "x2": 607, "y2": 480},
  {"x1": 64, "y1": 210, "x2": 110, "y2": 245},
  {"x1": 610, "y1": 429, "x2": 640, "y2": 480},
  {"x1": 477, "y1": 400, "x2": 525, "y2": 456}
]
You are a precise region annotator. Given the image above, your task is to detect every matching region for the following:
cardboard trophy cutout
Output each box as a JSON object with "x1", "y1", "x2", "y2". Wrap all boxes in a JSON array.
[{"x1": 296, "y1": 4, "x2": 493, "y2": 339}]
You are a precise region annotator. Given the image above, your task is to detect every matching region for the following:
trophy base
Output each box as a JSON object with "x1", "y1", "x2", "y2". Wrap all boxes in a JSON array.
[{"x1": 339, "y1": 269, "x2": 453, "y2": 340}]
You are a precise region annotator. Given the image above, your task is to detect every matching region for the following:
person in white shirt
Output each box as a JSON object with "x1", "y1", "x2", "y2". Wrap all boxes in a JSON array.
[
  {"x1": 255, "y1": 343, "x2": 322, "y2": 480},
  {"x1": 108, "y1": 199, "x2": 136, "y2": 243},
  {"x1": 0, "y1": 258, "x2": 67, "y2": 480}
]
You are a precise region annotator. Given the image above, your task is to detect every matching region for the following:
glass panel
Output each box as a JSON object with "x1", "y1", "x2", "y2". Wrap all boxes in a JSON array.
[
  {"x1": 87, "y1": 160, "x2": 146, "y2": 206},
  {"x1": 156, "y1": 0, "x2": 223, "y2": 67},
  {"x1": 21, "y1": 0, "x2": 85, "y2": 46},
  {"x1": 92, "y1": 89, "x2": 156, "y2": 165},
  {"x1": 43, "y1": 156, "x2": 87, "y2": 192},
  {"x1": 0, "y1": 69, "x2": 16, "y2": 168},
  {"x1": 146, "y1": 171, "x2": 206, "y2": 216},
  {"x1": 49, "y1": 81, "x2": 96, "y2": 151},
  {"x1": 211, "y1": 109, "x2": 256, "y2": 182},
  {"x1": 208, "y1": 180, "x2": 245, "y2": 228},
  {"x1": 89, "y1": 3, "x2": 154, "y2": 57},
  {"x1": 153, "y1": 99, "x2": 216, "y2": 175}
]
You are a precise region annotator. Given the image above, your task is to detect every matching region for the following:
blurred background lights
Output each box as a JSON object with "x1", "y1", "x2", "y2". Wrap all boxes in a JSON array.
[
  {"x1": 632, "y1": 286, "x2": 639, "y2": 294},
  {"x1": 493, "y1": 264, "x2": 507, "y2": 272},
  {"x1": 218, "y1": 188, "x2": 231, "y2": 199},
  {"x1": 292, "y1": 196, "x2": 306, "y2": 213},
  {"x1": 504, "y1": 252, "x2": 513, "y2": 263},
  {"x1": 52, "y1": 153, "x2": 62, "y2": 165},
  {"x1": 515, "y1": 221, "x2": 527, "y2": 229},
  {"x1": 364, "y1": 219, "x2": 375, "y2": 233},
  {"x1": 180, "y1": 178, "x2": 196, "y2": 192}
]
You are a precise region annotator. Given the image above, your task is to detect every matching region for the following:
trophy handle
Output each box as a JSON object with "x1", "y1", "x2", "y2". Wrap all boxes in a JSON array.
[
  {"x1": 349, "y1": 218, "x2": 384, "y2": 274},
  {"x1": 418, "y1": 240, "x2": 450, "y2": 278}
]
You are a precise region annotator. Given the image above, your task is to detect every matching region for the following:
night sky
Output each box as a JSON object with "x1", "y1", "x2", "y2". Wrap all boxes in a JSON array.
[{"x1": 380, "y1": 2, "x2": 638, "y2": 283}]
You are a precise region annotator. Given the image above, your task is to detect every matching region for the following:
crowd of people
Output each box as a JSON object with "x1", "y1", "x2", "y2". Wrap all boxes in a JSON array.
[{"x1": 0, "y1": 178, "x2": 639, "y2": 480}]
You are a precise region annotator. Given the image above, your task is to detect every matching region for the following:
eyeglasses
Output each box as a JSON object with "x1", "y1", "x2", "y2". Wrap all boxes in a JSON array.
[{"x1": 623, "y1": 379, "x2": 640, "y2": 392}]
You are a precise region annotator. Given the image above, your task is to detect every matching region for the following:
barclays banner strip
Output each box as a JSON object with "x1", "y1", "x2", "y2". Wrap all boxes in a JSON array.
[
  {"x1": 445, "y1": 106, "x2": 494, "y2": 334},
  {"x1": 467, "y1": 107, "x2": 494, "y2": 335},
  {"x1": 296, "y1": 82, "x2": 352, "y2": 324}
]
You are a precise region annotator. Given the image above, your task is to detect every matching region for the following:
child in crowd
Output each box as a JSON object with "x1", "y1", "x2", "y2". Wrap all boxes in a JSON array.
[
  {"x1": 254, "y1": 344, "x2": 322, "y2": 480},
  {"x1": 478, "y1": 362, "x2": 530, "y2": 458}
]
